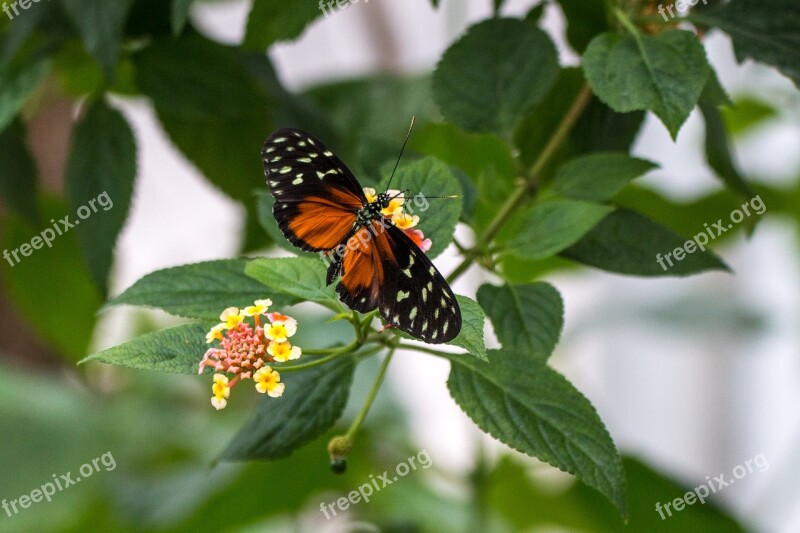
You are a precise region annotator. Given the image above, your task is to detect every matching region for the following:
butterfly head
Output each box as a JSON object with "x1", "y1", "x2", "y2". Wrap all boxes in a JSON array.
[
  {"x1": 379, "y1": 188, "x2": 409, "y2": 208},
  {"x1": 375, "y1": 192, "x2": 392, "y2": 209}
]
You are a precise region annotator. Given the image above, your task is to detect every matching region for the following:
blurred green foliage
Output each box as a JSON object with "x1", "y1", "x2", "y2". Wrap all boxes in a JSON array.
[{"x1": 2, "y1": 0, "x2": 799, "y2": 531}]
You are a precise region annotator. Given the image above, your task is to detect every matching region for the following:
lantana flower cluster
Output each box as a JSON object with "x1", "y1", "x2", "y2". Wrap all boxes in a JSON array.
[
  {"x1": 364, "y1": 187, "x2": 432, "y2": 253},
  {"x1": 198, "y1": 299, "x2": 301, "y2": 410}
]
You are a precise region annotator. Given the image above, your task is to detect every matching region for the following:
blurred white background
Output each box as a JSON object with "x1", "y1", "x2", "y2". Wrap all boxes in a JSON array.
[{"x1": 101, "y1": 1, "x2": 800, "y2": 530}]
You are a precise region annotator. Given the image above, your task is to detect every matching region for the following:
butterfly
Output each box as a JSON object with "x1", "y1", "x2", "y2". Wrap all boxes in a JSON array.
[{"x1": 262, "y1": 128, "x2": 461, "y2": 344}]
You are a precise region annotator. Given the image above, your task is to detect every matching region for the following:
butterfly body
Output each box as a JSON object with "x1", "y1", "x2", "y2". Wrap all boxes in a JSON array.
[{"x1": 262, "y1": 128, "x2": 461, "y2": 344}]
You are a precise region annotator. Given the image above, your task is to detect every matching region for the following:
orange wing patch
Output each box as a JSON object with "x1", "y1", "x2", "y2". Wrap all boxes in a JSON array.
[
  {"x1": 287, "y1": 187, "x2": 362, "y2": 250},
  {"x1": 339, "y1": 220, "x2": 395, "y2": 307}
]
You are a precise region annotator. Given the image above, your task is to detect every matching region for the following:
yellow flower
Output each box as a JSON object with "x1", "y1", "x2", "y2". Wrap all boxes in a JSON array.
[
  {"x1": 265, "y1": 314, "x2": 298, "y2": 343},
  {"x1": 392, "y1": 212, "x2": 419, "y2": 230},
  {"x1": 254, "y1": 367, "x2": 285, "y2": 398},
  {"x1": 363, "y1": 187, "x2": 377, "y2": 204},
  {"x1": 211, "y1": 374, "x2": 230, "y2": 410},
  {"x1": 199, "y1": 303, "x2": 302, "y2": 410},
  {"x1": 381, "y1": 189, "x2": 405, "y2": 216},
  {"x1": 205, "y1": 323, "x2": 225, "y2": 344},
  {"x1": 220, "y1": 307, "x2": 243, "y2": 329},
  {"x1": 243, "y1": 298, "x2": 273, "y2": 317},
  {"x1": 268, "y1": 340, "x2": 302, "y2": 362}
]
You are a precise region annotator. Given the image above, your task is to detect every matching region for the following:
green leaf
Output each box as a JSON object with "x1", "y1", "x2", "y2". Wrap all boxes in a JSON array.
[
  {"x1": 244, "y1": 0, "x2": 324, "y2": 50},
  {"x1": 700, "y1": 68, "x2": 732, "y2": 107},
  {"x1": 0, "y1": 196, "x2": 102, "y2": 361},
  {"x1": 433, "y1": 18, "x2": 559, "y2": 137},
  {"x1": 65, "y1": 99, "x2": 136, "y2": 294},
  {"x1": 411, "y1": 122, "x2": 516, "y2": 183},
  {"x1": 52, "y1": 42, "x2": 107, "y2": 97},
  {"x1": 551, "y1": 153, "x2": 657, "y2": 202},
  {"x1": 159, "y1": 113, "x2": 266, "y2": 204},
  {"x1": 135, "y1": 36, "x2": 269, "y2": 122},
  {"x1": 380, "y1": 157, "x2": 463, "y2": 259},
  {"x1": 246, "y1": 257, "x2": 338, "y2": 307},
  {"x1": 0, "y1": 121, "x2": 38, "y2": 224},
  {"x1": 218, "y1": 355, "x2": 355, "y2": 461},
  {"x1": 700, "y1": 102, "x2": 754, "y2": 198},
  {"x1": 582, "y1": 30, "x2": 710, "y2": 139},
  {"x1": 80, "y1": 323, "x2": 208, "y2": 374},
  {"x1": 134, "y1": 37, "x2": 273, "y2": 204},
  {"x1": 0, "y1": 59, "x2": 50, "y2": 133},
  {"x1": 554, "y1": 0, "x2": 610, "y2": 53},
  {"x1": 524, "y1": 3, "x2": 545, "y2": 23},
  {"x1": 60, "y1": 0, "x2": 133, "y2": 78},
  {"x1": 171, "y1": 0, "x2": 194, "y2": 35},
  {"x1": 693, "y1": 0, "x2": 800, "y2": 87},
  {"x1": 506, "y1": 199, "x2": 615, "y2": 260},
  {"x1": 488, "y1": 455, "x2": 746, "y2": 532},
  {"x1": 699, "y1": 75, "x2": 754, "y2": 198},
  {"x1": 561, "y1": 209, "x2": 730, "y2": 276},
  {"x1": 447, "y1": 296, "x2": 487, "y2": 361},
  {"x1": 110, "y1": 260, "x2": 298, "y2": 321},
  {"x1": 722, "y1": 97, "x2": 777, "y2": 136},
  {"x1": 514, "y1": 67, "x2": 645, "y2": 175},
  {"x1": 614, "y1": 184, "x2": 769, "y2": 243},
  {"x1": 477, "y1": 283, "x2": 563, "y2": 360},
  {"x1": 448, "y1": 351, "x2": 627, "y2": 516},
  {"x1": 303, "y1": 75, "x2": 437, "y2": 180}
]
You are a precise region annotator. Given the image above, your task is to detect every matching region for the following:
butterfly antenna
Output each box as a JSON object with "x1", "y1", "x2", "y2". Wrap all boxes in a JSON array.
[{"x1": 385, "y1": 116, "x2": 416, "y2": 193}]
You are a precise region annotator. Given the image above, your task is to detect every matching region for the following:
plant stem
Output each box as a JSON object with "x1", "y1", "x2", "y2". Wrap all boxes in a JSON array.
[
  {"x1": 469, "y1": 442, "x2": 490, "y2": 533},
  {"x1": 615, "y1": 8, "x2": 640, "y2": 36},
  {"x1": 446, "y1": 84, "x2": 594, "y2": 284},
  {"x1": 397, "y1": 342, "x2": 456, "y2": 360},
  {"x1": 302, "y1": 344, "x2": 354, "y2": 356},
  {"x1": 278, "y1": 340, "x2": 360, "y2": 372},
  {"x1": 345, "y1": 349, "x2": 394, "y2": 440}
]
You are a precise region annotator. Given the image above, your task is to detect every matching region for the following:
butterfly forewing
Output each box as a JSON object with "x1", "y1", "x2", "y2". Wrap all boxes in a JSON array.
[{"x1": 263, "y1": 129, "x2": 363, "y2": 251}]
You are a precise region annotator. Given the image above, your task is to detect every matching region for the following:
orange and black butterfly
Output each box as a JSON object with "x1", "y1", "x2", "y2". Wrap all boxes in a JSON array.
[{"x1": 262, "y1": 128, "x2": 461, "y2": 344}]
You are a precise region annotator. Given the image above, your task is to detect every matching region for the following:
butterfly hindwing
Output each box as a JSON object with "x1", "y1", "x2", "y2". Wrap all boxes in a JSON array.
[
  {"x1": 378, "y1": 225, "x2": 460, "y2": 343},
  {"x1": 263, "y1": 129, "x2": 364, "y2": 252},
  {"x1": 333, "y1": 220, "x2": 397, "y2": 314}
]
